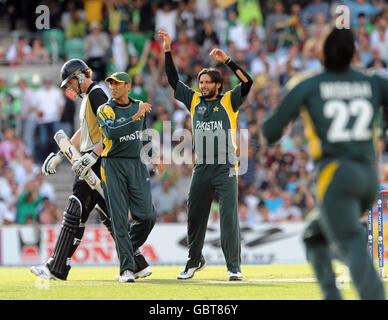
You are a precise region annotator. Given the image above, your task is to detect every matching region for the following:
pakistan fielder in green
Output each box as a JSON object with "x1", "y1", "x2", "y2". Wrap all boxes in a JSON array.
[
  {"x1": 158, "y1": 30, "x2": 253, "y2": 281},
  {"x1": 97, "y1": 72, "x2": 157, "y2": 283},
  {"x1": 262, "y1": 28, "x2": 387, "y2": 299}
]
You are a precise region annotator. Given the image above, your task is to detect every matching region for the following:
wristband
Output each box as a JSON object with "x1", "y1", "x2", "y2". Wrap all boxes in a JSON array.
[{"x1": 91, "y1": 151, "x2": 99, "y2": 160}]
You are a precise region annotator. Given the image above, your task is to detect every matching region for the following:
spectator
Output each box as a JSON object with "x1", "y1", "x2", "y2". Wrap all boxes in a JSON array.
[
  {"x1": 198, "y1": 0, "x2": 226, "y2": 44},
  {"x1": 301, "y1": 0, "x2": 330, "y2": 26},
  {"x1": 274, "y1": 191, "x2": 303, "y2": 222},
  {"x1": 152, "y1": 73, "x2": 174, "y2": 115},
  {"x1": 176, "y1": 0, "x2": 197, "y2": 39},
  {"x1": 34, "y1": 78, "x2": 65, "y2": 162},
  {"x1": 0, "y1": 166, "x2": 15, "y2": 208},
  {"x1": 244, "y1": 184, "x2": 261, "y2": 222},
  {"x1": 12, "y1": 156, "x2": 39, "y2": 191},
  {"x1": 0, "y1": 200, "x2": 14, "y2": 224},
  {"x1": 111, "y1": 31, "x2": 128, "y2": 72},
  {"x1": 18, "y1": 78, "x2": 38, "y2": 157},
  {"x1": 137, "y1": 0, "x2": 156, "y2": 32},
  {"x1": 65, "y1": 11, "x2": 87, "y2": 39},
  {"x1": 83, "y1": 0, "x2": 104, "y2": 24},
  {"x1": 0, "y1": 126, "x2": 28, "y2": 164},
  {"x1": 16, "y1": 179, "x2": 44, "y2": 224},
  {"x1": 127, "y1": 39, "x2": 151, "y2": 79},
  {"x1": 130, "y1": 74, "x2": 148, "y2": 102},
  {"x1": 5, "y1": 35, "x2": 32, "y2": 66},
  {"x1": 226, "y1": 10, "x2": 250, "y2": 51},
  {"x1": 84, "y1": 21, "x2": 110, "y2": 82},
  {"x1": 38, "y1": 197, "x2": 61, "y2": 224},
  {"x1": 265, "y1": 1, "x2": 289, "y2": 51},
  {"x1": 301, "y1": 43, "x2": 322, "y2": 72},
  {"x1": 61, "y1": 0, "x2": 78, "y2": 29},
  {"x1": 354, "y1": 12, "x2": 374, "y2": 36},
  {"x1": 155, "y1": 1, "x2": 177, "y2": 41},
  {"x1": 370, "y1": 20, "x2": 388, "y2": 63},
  {"x1": 152, "y1": 175, "x2": 183, "y2": 222},
  {"x1": 172, "y1": 30, "x2": 198, "y2": 64},
  {"x1": 31, "y1": 37, "x2": 49, "y2": 64},
  {"x1": 366, "y1": 47, "x2": 387, "y2": 69},
  {"x1": 358, "y1": 34, "x2": 373, "y2": 67},
  {"x1": 341, "y1": 0, "x2": 380, "y2": 28},
  {"x1": 36, "y1": 172, "x2": 55, "y2": 205}
]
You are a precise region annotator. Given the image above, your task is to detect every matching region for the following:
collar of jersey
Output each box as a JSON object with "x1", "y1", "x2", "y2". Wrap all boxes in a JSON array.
[
  {"x1": 200, "y1": 93, "x2": 223, "y2": 101},
  {"x1": 110, "y1": 97, "x2": 136, "y2": 108}
]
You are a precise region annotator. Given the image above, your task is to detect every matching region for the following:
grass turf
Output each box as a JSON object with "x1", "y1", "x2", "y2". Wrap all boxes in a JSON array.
[{"x1": 0, "y1": 264, "x2": 385, "y2": 300}]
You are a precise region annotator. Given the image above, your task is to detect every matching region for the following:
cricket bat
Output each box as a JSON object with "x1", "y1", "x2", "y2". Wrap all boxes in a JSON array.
[{"x1": 54, "y1": 129, "x2": 105, "y2": 199}]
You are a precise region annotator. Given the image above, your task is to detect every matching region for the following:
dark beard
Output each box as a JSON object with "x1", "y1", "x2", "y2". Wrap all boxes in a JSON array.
[{"x1": 202, "y1": 88, "x2": 217, "y2": 99}]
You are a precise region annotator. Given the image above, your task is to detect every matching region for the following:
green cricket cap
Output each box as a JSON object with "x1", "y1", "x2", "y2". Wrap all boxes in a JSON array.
[{"x1": 105, "y1": 72, "x2": 131, "y2": 84}]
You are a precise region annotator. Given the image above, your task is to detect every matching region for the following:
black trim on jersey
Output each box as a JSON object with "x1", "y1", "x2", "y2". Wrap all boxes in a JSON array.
[
  {"x1": 225, "y1": 60, "x2": 253, "y2": 98},
  {"x1": 165, "y1": 51, "x2": 179, "y2": 90},
  {"x1": 87, "y1": 82, "x2": 109, "y2": 115}
]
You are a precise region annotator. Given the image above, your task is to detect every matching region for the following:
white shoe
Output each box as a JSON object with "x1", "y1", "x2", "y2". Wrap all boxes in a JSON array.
[
  {"x1": 228, "y1": 271, "x2": 243, "y2": 281},
  {"x1": 135, "y1": 266, "x2": 152, "y2": 279},
  {"x1": 117, "y1": 270, "x2": 135, "y2": 283},
  {"x1": 30, "y1": 265, "x2": 61, "y2": 281},
  {"x1": 177, "y1": 259, "x2": 207, "y2": 280}
]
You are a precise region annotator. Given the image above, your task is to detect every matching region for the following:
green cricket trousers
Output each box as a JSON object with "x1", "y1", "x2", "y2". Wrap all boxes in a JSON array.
[
  {"x1": 303, "y1": 158, "x2": 385, "y2": 299},
  {"x1": 101, "y1": 157, "x2": 156, "y2": 274},
  {"x1": 186, "y1": 163, "x2": 241, "y2": 273}
]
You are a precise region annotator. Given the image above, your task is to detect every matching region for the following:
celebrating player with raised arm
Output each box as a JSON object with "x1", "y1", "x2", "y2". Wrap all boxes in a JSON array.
[{"x1": 159, "y1": 30, "x2": 252, "y2": 281}]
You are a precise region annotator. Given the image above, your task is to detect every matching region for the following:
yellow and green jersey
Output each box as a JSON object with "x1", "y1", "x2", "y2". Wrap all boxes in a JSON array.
[
  {"x1": 263, "y1": 68, "x2": 388, "y2": 165},
  {"x1": 97, "y1": 97, "x2": 147, "y2": 158},
  {"x1": 174, "y1": 81, "x2": 243, "y2": 166}
]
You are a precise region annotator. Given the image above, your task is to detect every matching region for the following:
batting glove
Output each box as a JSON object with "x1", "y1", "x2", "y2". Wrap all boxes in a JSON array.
[
  {"x1": 42, "y1": 151, "x2": 65, "y2": 176},
  {"x1": 72, "y1": 151, "x2": 99, "y2": 178}
]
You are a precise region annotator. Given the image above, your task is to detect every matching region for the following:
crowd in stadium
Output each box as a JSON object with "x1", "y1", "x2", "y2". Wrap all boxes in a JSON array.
[{"x1": 0, "y1": 0, "x2": 387, "y2": 226}]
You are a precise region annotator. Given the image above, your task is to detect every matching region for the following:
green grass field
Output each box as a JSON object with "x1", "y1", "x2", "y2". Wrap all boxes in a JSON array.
[{"x1": 1, "y1": 264, "x2": 387, "y2": 300}]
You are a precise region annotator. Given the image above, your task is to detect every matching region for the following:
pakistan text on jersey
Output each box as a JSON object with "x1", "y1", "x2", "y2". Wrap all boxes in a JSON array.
[
  {"x1": 320, "y1": 82, "x2": 372, "y2": 100},
  {"x1": 195, "y1": 121, "x2": 223, "y2": 131},
  {"x1": 119, "y1": 131, "x2": 143, "y2": 142}
]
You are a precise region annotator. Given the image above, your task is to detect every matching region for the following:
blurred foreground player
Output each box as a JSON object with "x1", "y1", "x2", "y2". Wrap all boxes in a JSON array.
[
  {"x1": 30, "y1": 59, "x2": 151, "y2": 280},
  {"x1": 262, "y1": 28, "x2": 387, "y2": 299}
]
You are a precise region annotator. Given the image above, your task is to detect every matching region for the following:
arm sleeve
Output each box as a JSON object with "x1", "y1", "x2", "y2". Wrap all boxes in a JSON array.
[
  {"x1": 226, "y1": 59, "x2": 253, "y2": 98},
  {"x1": 97, "y1": 106, "x2": 135, "y2": 140},
  {"x1": 89, "y1": 89, "x2": 109, "y2": 115},
  {"x1": 262, "y1": 84, "x2": 304, "y2": 144},
  {"x1": 165, "y1": 51, "x2": 179, "y2": 90}
]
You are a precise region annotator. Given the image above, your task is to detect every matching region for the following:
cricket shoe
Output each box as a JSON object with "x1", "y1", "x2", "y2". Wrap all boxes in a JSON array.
[
  {"x1": 228, "y1": 271, "x2": 243, "y2": 281},
  {"x1": 177, "y1": 259, "x2": 207, "y2": 280},
  {"x1": 117, "y1": 270, "x2": 135, "y2": 283},
  {"x1": 135, "y1": 266, "x2": 152, "y2": 279},
  {"x1": 134, "y1": 252, "x2": 152, "y2": 279},
  {"x1": 30, "y1": 265, "x2": 62, "y2": 281}
]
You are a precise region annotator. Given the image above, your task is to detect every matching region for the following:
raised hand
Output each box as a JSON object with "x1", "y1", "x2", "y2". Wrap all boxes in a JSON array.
[
  {"x1": 209, "y1": 48, "x2": 229, "y2": 63},
  {"x1": 157, "y1": 30, "x2": 172, "y2": 52}
]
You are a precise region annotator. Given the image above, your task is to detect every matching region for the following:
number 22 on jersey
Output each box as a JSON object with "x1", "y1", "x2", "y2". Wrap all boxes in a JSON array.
[{"x1": 324, "y1": 98, "x2": 373, "y2": 143}]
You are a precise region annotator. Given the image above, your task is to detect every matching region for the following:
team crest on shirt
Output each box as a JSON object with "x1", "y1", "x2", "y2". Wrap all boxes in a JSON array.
[
  {"x1": 117, "y1": 117, "x2": 126, "y2": 123},
  {"x1": 197, "y1": 106, "x2": 206, "y2": 114}
]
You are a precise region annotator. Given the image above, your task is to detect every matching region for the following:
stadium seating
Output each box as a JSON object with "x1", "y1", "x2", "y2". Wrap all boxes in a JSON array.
[{"x1": 64, "y1": 38, "x2": 85, "y2": 60}]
